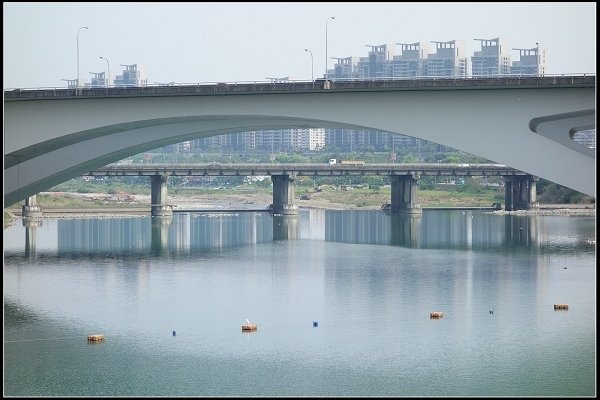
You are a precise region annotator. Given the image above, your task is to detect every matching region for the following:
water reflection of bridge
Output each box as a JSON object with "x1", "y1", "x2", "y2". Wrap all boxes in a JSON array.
[{"x1": 15, "y1": 209, "x2": 567, "y2": 259}]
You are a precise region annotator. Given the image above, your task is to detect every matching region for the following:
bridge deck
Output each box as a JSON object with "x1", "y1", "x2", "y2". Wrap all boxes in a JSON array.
[
  {"x1": 5, "y1": 75, "x2": 595, "y2": 100},
  {"x1": 86, "y1": 163, "x2": 525, "y2": 177}
]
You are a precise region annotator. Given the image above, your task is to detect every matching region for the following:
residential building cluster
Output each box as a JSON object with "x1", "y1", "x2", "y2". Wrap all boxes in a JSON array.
[
  {"x1": 173, "y1": 125, "x2": 594, "y2": 156},
  {"x1": 72, "y1": 64, "x2": 148, "y2": 88},
  {"x1": 167, "y1": 128, "x2": 443, "y2": 155},
  {"x1": 328, "y1": 37, "x2": 546, "y2": 79}
]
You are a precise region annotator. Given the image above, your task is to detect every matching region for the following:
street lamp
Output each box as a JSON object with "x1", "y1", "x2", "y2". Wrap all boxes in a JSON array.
[
  {"x1": 325, "y1": 16, "x2": 335, "y2": 81},
  {"x1": 535, "y1": 42, "x2": 540, "y2": 76},
  {"x1": 305, "y1": 48, "x2": 314, "y2": 82},
  {"x1": 100, "y1": 56, "x2": 110, "y2": 87},
  {"x1": 77, "y1": 26, "x2": 89, "y2": 92}
]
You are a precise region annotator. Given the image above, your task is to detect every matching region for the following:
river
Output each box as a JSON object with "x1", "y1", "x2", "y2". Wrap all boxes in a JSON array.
[{"x1": 3, "y1": 209, "x2": 596, "y2": 397}]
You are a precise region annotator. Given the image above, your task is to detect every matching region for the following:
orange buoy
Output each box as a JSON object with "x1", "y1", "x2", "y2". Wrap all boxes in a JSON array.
[
  {"x1": 430, "y1": 312, "x2": 444, "y2": 319},
  {"x1": 242, "y1": 323, "x2": 257, "y2": 331},
  {"x1": 242, "y1": 318, "x2": 257, "y2": 331}
]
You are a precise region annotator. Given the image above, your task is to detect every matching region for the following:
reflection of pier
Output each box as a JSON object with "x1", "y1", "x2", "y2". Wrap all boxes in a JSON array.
[
  {"x1": 503, "y1": 214, "x2": 538, "y2": 246},
  {"x1": 323, "y1": 209, "x2": 542, "y2": 249},
  {"x1": 325, "y1": 210, "x2": 421, "y2": 248},
  {"x1": 23, "y1": 217, "x2": 43, "y2": 257},
  {"x1": 272, "y1": 215, "x2": 299, "y2": 241},
  {"x1": 151, "y1": 215, "x2": 173, "y2": 256},
  {"x1": 390, "y1": 213, "x2": 422, "y2": 248}
]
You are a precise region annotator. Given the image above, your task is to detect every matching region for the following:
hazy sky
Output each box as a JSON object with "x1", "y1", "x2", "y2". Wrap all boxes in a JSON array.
[{"x1": 3, "y1": 2, "x2": 596, "y2": 88}]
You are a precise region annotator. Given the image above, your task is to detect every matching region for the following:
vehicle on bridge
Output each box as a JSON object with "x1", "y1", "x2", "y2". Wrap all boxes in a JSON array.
[{"x1": 328, "y1": 158, "x2": 365, "y2": 166}]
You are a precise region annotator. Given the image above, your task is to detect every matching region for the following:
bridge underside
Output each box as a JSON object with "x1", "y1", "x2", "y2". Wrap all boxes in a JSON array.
[{"x1": 4, "y1": 84, "x2": 595, "y2": 206}]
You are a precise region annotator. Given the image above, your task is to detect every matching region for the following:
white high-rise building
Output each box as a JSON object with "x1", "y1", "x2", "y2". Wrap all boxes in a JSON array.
[
  {"x1": 471, "y1": 38, "x2": 511, "y2": 76},
  {"x1": 425, "y1": 40, "x2": 468, "y2": 77},
  {"x1": 114, "y1": 64, "x2": 148, "y2": 86},
  {"x1": 86, "y1": 72, "x2": 107, "y2": 87},
  {"x1": 392, "y1": 42, "x2": 430, "y2": 77},
  {"x1": 511, "y1": 45, "x2": 547, "y2": 76}
]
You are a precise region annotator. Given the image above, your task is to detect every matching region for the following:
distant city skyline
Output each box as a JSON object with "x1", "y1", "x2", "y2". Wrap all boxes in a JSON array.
[
  {"x1": 3, "y1": 2, "x2": 596, "y2": 88},
  {"x1": 75, "y1": 36, "x2": 546, "y2": 88}
]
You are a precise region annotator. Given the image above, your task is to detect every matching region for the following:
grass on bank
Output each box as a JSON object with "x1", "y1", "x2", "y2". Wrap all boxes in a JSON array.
[{"x1": 5, "y1": 183, "x2": 504, "y2": 211}]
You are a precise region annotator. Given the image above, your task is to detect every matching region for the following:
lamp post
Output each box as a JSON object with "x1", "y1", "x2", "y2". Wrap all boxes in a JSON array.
[
  {"x1": 77, "y1": 26, "x2": 89, "y2": 92},
  {"x1": 305, "y1": 48, "x2": 314, "y2": 83},
  {"x1": 325, "y1": 16, "x2": 335, "y2": 81},
  {"x1": 535, "y1": 42, "x2": 540, "y2": 76},
  {"x1": 100, "y1": 56, "x2": 110, "y2": 87}
]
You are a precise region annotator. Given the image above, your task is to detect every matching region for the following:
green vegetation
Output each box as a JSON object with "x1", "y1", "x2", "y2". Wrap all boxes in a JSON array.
[
  {"x1": 536, "y1": 180, "x2": 595, "y2": 204},
  {"x1": 4, "y1": 210, "x2": 17, "y2": 228},
  {"x1": 308, "y1": 186, "x2": 502, "y2": 208}
]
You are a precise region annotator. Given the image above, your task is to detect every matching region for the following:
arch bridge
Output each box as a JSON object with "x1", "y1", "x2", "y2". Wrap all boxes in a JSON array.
[{"x1": 4, "y1": 75, "x2": 595, "y2": 208}]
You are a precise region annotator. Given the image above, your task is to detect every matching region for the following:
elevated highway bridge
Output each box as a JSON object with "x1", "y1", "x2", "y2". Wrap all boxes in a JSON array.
[
  {"x1": 73, "y1": 162, "x2": 531, "y2": 216},
  {"x1": 86, "y1": 162, "x2": 523, "y2": 177}
]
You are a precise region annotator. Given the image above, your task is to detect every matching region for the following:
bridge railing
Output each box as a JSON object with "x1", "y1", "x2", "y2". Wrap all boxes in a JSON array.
[{"x1": 4, "y1": 73, "x2": 595, "y2": 92}]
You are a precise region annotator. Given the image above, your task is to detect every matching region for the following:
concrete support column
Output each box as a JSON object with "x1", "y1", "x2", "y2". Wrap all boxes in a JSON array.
[
  {"x1": 150, "y1": 174, "x2": 173, "y2": 217},
  {"x1": 22, "y1": 195, "x2": 43, "y2": 219},
  {"x1": 271, "y1": 174, "x2": 298, "y2": 215},
  {"x1": 390, "y1": 174, "x2": 422, "y2": 215},
  {"x1": 503, "y1": 175, "x2": 539, "y2": 211}
]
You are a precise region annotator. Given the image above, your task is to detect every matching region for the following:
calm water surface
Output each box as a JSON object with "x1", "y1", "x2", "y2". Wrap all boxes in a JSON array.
[{"x1": 3, "y1": 209, "x2": 596, "y2": 397}]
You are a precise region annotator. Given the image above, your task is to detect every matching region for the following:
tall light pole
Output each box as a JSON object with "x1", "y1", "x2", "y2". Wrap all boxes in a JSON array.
[
  {"x1": 100, "y1": 56, "x2": 110, "y2": 87},
  {"x1": 77, "y1": 26, "x2": 89, "y2": 92},
  {"x1": 305, "y1": 48, "x2": 314, "y2": 82},
  {"x1": 535, "y1": 42, "x2": 540, "y2": 76},
  {"x1": 325, "y1": 16, "x2": 335, "y2": 81}
]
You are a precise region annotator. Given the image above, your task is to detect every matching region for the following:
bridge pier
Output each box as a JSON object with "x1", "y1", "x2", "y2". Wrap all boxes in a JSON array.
[
  {"x1": 503, "y1": 175, "x2": 539, "y2": 211},
  {"x1": 271, "y1": 174, "x2": 298, "y2": 215},
  {"x1": 390, "y1": 174, "x2": 422, "y2": 215},
  {"x1": 22, "y1": 195, "x2": 43, "y2": 219},
  {"x1": 150, "y1": 174, "x2": 173, "y2": 217}
]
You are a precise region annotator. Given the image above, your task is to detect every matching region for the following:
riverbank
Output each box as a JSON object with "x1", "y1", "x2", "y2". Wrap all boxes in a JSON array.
[{"x1": 4, "y1": 191, "x2": 595, "y2": 229}]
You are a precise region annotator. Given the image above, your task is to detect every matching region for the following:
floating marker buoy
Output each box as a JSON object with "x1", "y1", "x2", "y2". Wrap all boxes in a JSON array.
[
  {"x1": 242, "y1": 321, "x2": 257, "y2": 331},
  {"x1": 313, "y1": 321, "x2": 318, "y2": 327}
]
